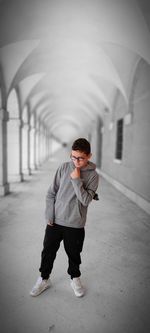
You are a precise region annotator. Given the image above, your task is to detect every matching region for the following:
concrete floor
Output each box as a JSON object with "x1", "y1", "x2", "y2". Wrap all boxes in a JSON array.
[{"x1": 0, "y1": 151, "x2": 150, "y2": 333}]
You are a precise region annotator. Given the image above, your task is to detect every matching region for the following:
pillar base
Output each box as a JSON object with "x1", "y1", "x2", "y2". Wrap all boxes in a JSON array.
[
  {"x1": 34, "y1": 164, "x2": 38, "y2": 170},
  {"x1": 28, "y1": 168, "x2": 32, "y2": 175},
  {"x1": 0, "y1": 183, "x2": 10, "y2": 196},
  {"x1": 20, "y1": 173, "x2": 24, "y2": 182},
  {"x1": 8, "y1": 174, "x2": 23, "y2": 183}
]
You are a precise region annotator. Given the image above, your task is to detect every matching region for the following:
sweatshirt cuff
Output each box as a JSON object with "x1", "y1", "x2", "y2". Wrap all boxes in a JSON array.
[
  {"x1": 71, "y1": 177, "x2": 83, "y2": 185},
  {"x1": 45, "y1": 212, "x2": 54, "y2": 223}
]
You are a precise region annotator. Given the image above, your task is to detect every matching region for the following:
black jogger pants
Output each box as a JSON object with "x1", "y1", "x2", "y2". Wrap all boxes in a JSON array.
[{"x1": 39, "y1": 223, "x2": 85, "y2": 280}]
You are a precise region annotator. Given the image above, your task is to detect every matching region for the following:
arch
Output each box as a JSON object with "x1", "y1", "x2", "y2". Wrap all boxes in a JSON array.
[
  {"x1": 43, "y1": 110, "x2": 91, "y2": 136},
  {"x1": 49, "y1": 118, "x2": 80, "y2": 133},
  {"x1": 22, "y1": 105, "x2": 29, "y2": 175},
  {"x1": 42, "y1": 103, "x2": 96, "y2": 124},
  {"x1": 29, "y1": 92, "x2": 51, "y2": 116},
  {"x1": 0, "y1": 64, "x2": 6, "y2": 108},
  {"x1": 0, "y1": 87, "x2": 2, "y2": 109},
  {"x1": 22, "y1": 104, "x2": 29, "y2": 123},
  {"x1": 49, "y1": 121, "x2": 81, "y2": 144},
  {"x1": 35, "y1": 101, "x2": 52, "y2": 119},
  {"x1": 128, "y1": 58, "x2": 150, "y2": 117},
  {"x1": 0, "y1": 40, "x2": 40, "y2": 96},
  {"x1": 7, "y1": 88, "x2": 21, "y2": 182},
  {"x1": 7, "y1": 88, "x2": 19, "y2": 117},
  {"x1": 123, "y1": 57, "x2": 150, "y2": 204},
  {"x1": 42, "y1": 111, "x2": 83, "y2": 132},
  {"x1": 36, "y1": 121, "x2": 48, "y2": 165},
  {"x1": 30, "y1": 112, "x2": 36, "y2": 169},
  {"x1": 16, "y1": 72, "x2": 46, "y2": 110}
]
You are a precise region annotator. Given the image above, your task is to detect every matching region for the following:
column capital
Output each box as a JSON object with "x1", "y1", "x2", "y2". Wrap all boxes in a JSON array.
[{"x1": 0, "y1": 109, "x2": 9, "y2": 121}]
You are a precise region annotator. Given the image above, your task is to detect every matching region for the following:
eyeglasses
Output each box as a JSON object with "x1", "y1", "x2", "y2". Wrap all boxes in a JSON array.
[{"x1": 70, "y1": 155, "x2": 85, "y2": 162}]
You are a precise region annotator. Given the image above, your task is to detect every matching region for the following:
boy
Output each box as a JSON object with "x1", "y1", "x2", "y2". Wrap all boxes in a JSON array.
[{"x1": 30, "y1": 138, "x2": 99, "y2": 297}]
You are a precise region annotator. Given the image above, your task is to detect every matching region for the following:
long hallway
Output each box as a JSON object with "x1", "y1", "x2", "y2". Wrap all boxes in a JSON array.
[
  {"x1": 0, "y1": 1, "x2": 150, "y2": 332},
  {"x1": 0, "y1": 149, "x2": 150, "y2": 333}
]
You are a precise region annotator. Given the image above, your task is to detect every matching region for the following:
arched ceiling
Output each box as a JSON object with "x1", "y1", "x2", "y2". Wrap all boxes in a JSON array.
[{"x1": 0, "y1": 0, "x2": 150, "y2": 143}]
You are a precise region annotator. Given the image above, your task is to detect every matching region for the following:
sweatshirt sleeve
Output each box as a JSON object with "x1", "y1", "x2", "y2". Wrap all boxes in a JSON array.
[
  {"x1": 45, "y1": 166, "x2": 61, "y2": 222},
  {"x1": 71, "y1": 173, "x2": 99, "y2": 206}
]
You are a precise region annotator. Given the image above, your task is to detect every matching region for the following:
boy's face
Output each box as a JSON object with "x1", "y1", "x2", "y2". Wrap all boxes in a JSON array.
[{"x1": 71, "y1": 150, "x2": 92, "y2": 169}]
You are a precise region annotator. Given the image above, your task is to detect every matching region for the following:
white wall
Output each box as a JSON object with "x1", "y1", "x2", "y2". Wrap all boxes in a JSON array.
[{"x1": 101, "y1": 59, "x2": 150, "y2": 204}]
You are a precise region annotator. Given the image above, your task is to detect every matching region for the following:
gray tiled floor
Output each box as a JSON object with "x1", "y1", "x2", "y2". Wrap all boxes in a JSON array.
[{"x1": 0, "y1": 152, "x2": 150, "y2": 333}]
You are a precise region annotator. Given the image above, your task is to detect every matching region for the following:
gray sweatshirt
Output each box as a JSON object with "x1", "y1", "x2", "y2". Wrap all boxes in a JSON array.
[{"x1": 45, "y1": 161, "x2": 99, "y2": 228}]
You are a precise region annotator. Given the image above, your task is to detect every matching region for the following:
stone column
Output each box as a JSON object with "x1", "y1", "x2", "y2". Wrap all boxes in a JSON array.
[
  {"x1": 43, "y1": 129, "x2": 46, "y2": 162},
  {"x1": 47, "y1": 135, "x2": 50, "y2": 159},
  {"x1": 46, "y1": 130, "x2": 49, "y2": 160},
  {"x1": 96, "y1": 117, "x2": 103, "y2": 169},
  {"x1": 32, "y1": 127, "x2": 36, "y2": 170},
  {"x1": 19, "y1": 119, "x2": 24, "y2": 181},
  {"x1": 27, "y1": 123, "x2": 32, "y2": 175},
  {"x1": 34, "y1": 129, "x2": 39, "y2": 168},
  {"x1": 0, "y1": 108, "x2": 9, "y2": 195},
  {"x1": 38, "y1": 127, "x2": 42, "y2": 166},
  {"x1": 33, "y1": 116, "x2": 38, "y2": 170},
  {"x1": 40, "y1": 130, "x2": 44, "y2": 164}
]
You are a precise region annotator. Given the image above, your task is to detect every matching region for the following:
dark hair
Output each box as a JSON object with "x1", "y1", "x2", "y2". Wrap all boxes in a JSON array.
[{"x1": 72, "y1": 138, "x2": 91, "y2": 155}]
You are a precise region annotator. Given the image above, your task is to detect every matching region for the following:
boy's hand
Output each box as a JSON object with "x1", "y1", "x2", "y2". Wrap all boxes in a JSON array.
[
  {"x1": 70, "y1": 167, "x2": 80, "y2": 179},
  {"x1": 47, "y1": 221, "x2": 54, "y2": 226}
]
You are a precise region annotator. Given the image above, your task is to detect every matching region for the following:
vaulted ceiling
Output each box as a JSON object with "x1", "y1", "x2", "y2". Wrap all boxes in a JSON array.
[{"x1": 0, "y1": 0, "x2": 150, "y2": 143}]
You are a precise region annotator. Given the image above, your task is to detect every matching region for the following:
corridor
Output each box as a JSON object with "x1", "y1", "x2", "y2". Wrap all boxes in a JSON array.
[
  {"x1": 0, "y1": 0, "x2": 150, "y2": 332},
  {"x1": 0, "y1": 148, "x2": 150, "y2": 333}
]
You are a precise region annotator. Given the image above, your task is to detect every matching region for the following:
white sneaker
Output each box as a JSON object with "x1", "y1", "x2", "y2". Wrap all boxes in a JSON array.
[
  {"x1": 30, "y1": 277, "x2": 51, "y2": 297},
  {"x1": 71, "y1": 277, "x2": 85, "y2": 297}
]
